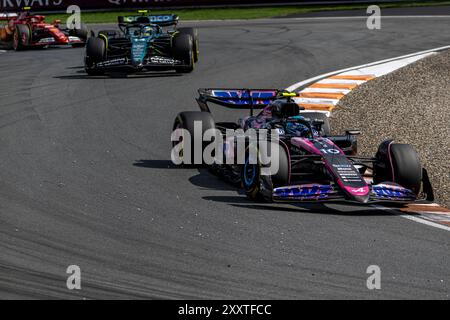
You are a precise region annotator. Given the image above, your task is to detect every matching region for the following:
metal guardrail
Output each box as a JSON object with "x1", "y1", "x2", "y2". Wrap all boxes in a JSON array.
[{"x1": 0, "y1": 0, "x2": 428, "y2": 13}]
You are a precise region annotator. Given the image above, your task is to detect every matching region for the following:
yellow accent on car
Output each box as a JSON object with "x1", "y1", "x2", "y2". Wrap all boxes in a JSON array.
[
  {"x1": 281, "y1": 92, "x2": 297, "y2": 97},
  {"x1": 99, "y1": 33, "x2": 108, "y2": 50}
]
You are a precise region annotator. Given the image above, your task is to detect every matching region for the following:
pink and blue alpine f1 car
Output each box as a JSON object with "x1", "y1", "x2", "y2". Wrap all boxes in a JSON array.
[{"x1": 172, "y1": 89, "x2": 434, "y2": 204}]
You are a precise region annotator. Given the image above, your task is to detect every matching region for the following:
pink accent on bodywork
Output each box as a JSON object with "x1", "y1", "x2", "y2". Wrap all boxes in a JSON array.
[
  {"x1": 290, "y1": 137, "x2": 345, "y2": 155},
  {"x1": 343, "y1": 185, "x2": 370, "y2": 196},
  {"x1": 387, "y1": 141, "x2": 395, "y2": 183},
  {"x1": 278, "y1": 139, "x2": 291, "y2": 184},
  {"x1": 291, "y1": 137, "x2": 370, "y2": 197},
  {"x1": 291, "y1": 137, "x2": 322, "y2": 155}
]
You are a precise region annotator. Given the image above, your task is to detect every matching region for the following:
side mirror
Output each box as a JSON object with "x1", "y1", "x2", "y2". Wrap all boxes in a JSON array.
[{"x1": 346, "y1": 130, "x2": 361, "y2": 136}]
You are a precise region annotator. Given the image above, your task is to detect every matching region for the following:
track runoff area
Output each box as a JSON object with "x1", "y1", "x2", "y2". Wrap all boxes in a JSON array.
[{"x1": 286, "y1": 45, "x2": 450, "y2": 231}]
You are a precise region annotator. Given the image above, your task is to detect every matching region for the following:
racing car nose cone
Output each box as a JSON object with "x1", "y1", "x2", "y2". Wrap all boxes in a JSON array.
[
  {"x1": 353, "y1": 194, "x2": 370, "y2": 204},
  {"x1": 343, "y1": 186, "x2": 370, "y2": 203}
]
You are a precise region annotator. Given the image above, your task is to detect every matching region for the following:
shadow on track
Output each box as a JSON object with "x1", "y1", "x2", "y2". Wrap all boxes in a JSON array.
[
  {"x1": 190, "y1": 169, "x2": 240, "y2": 192},
  {"x1": 230, "y1": 203, "x2": 400, "y2": 216},
  {"x1": 134, "y1": 159, "x2": 412, "y2": 217},
  {"x1": 133, "y1": 159, "x2": 186, "y2": 169},
  {"x1": 205, "y1": 196, "x2": 411, "y2": 217},
  {"x1": 54, "y1": 69, "x2": 183, "y2": 80},
  {"x1": 66, "y1": 66, "x2": 85, "y2": 69}
]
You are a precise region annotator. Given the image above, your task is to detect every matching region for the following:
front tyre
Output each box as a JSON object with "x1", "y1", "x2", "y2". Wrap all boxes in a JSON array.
[
  {"x1": 178, "y1": 27, "x2": 199, "y2": 62},
  {"x1": 373, "y1": 142, "x2": 422, "y2": 195},
  {"x1": 173, "y1": 34, "x2": 194, "y2": 74},
  {"x1": 241, "y1": 142, "x2": 289, "y2": 202},
  {"x1": 85, "y1": 37, "x2": 106, "y2": 76}
]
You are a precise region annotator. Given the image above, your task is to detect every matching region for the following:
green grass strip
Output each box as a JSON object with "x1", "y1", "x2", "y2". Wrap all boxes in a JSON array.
[{"x1": 28, "y1": 1, "x2": 450, "y2": 24}]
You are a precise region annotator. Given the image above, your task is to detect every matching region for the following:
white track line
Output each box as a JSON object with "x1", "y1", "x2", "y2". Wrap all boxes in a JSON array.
[
  {"x1": 295, "y1": 97, "x2": 340, "y2": 105},
  {"x1": 401, "y1": 215, "x2": 450, "y2": 232},
  {"x1": 372, "y1": 205, "x2": 450, "y2": 232},
  {"x1": 316, "y1": 79, "x2": 366, "y2": 85},
  {"x1": 301, "y1": 88, "x2": 351, "y2": 94},
  {"x1": 287, "y1": 45, "x2": 450, "y2": 92}
]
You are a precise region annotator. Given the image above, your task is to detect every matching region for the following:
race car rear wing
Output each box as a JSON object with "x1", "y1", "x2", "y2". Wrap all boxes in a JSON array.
[
  {"x1": 118, "y1": 14, "x2": 179, "y2": 27},
  {"x1": 0, "y1": 13, "x2": 18, "y2": 21},
  {"x1": 0, "y1": 5, "x2": 30, "y2": 19},
  {"x1": 197, "y1": 88, "x2": 297, "y2": 116}
]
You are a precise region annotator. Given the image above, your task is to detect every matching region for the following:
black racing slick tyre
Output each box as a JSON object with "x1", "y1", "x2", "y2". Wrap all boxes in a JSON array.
[
  {"x1": 178, "y1": 27, "x2": 199, "y2": 62},
  {"x1": 13, "y1": 24, "x2": 31, "y2": 51},
  {"x1": 241, "y1": 142, "x2": 289, "y2": 202},
  {"x1": 86, "y1": 37, "x2": 105, "y2": 62},
  {"x1": 172, "y1": 111, "x2": 216, "y2": 165},
  {"x1": 173, "y1": 34, "x2": 194, "y2": 73},
  {"x1": 374, "y1": 143, "x2": 422, "y2": 195},
  {"x1": 301, "y1": 112, "x2": 331, "y2": 136},
  {"x1": 85, "y1": 37, "x2": 106, "y2": 75}
]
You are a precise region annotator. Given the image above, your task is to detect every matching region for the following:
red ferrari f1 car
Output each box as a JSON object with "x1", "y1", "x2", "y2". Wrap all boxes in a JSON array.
[{"x1": 0, "y1": 9, "x2": 88, "y2": 50}]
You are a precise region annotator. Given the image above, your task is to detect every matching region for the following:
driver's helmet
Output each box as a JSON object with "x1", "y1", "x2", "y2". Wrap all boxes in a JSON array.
[
  {"x1": 142, "y1": 26, "x2": 153, "y2": 36},
  {"x1": 285, "y1": 116, "x2": 310, "y2": 137}
]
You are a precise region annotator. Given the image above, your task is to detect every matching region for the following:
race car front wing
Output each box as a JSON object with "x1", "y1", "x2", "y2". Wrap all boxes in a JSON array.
[
  {"x1": 272, "y1": 182, "x2": 419, "y2": 204},
  {"x1": 92, "y1": 56, "x2": 187, "y2": 71}
]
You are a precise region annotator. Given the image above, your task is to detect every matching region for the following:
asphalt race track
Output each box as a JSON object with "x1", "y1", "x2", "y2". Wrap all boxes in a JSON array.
[{"x1": 1, "y1": 17, "x2": 449, "y2": 299}]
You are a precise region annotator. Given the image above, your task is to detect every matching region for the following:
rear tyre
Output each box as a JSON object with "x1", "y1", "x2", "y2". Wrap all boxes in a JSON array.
[
  {"x1": 301, "y1": 112, "x2": 331, "y2": 136},
  {"x1": 374, "y1": 143, "x2": 422, "y2": 195},
  {"x1": 178, "y1": 27, "x2": 199, "y2": 62},
  {"x1": 13, "y1": 24, "x2": 31, "y2": 51},
  {"x1": 172, "y1": 111, "x2": 215, "y2": 165},
  {"x1": 85, "y1": 37, "x2": 106, "y2": 76},
  {"x1": 173, "y1": 34, "x2": 194, "y2": 73},
  {"x1": 241, "y1": 142, "x2": 289, "y2": 202}
]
